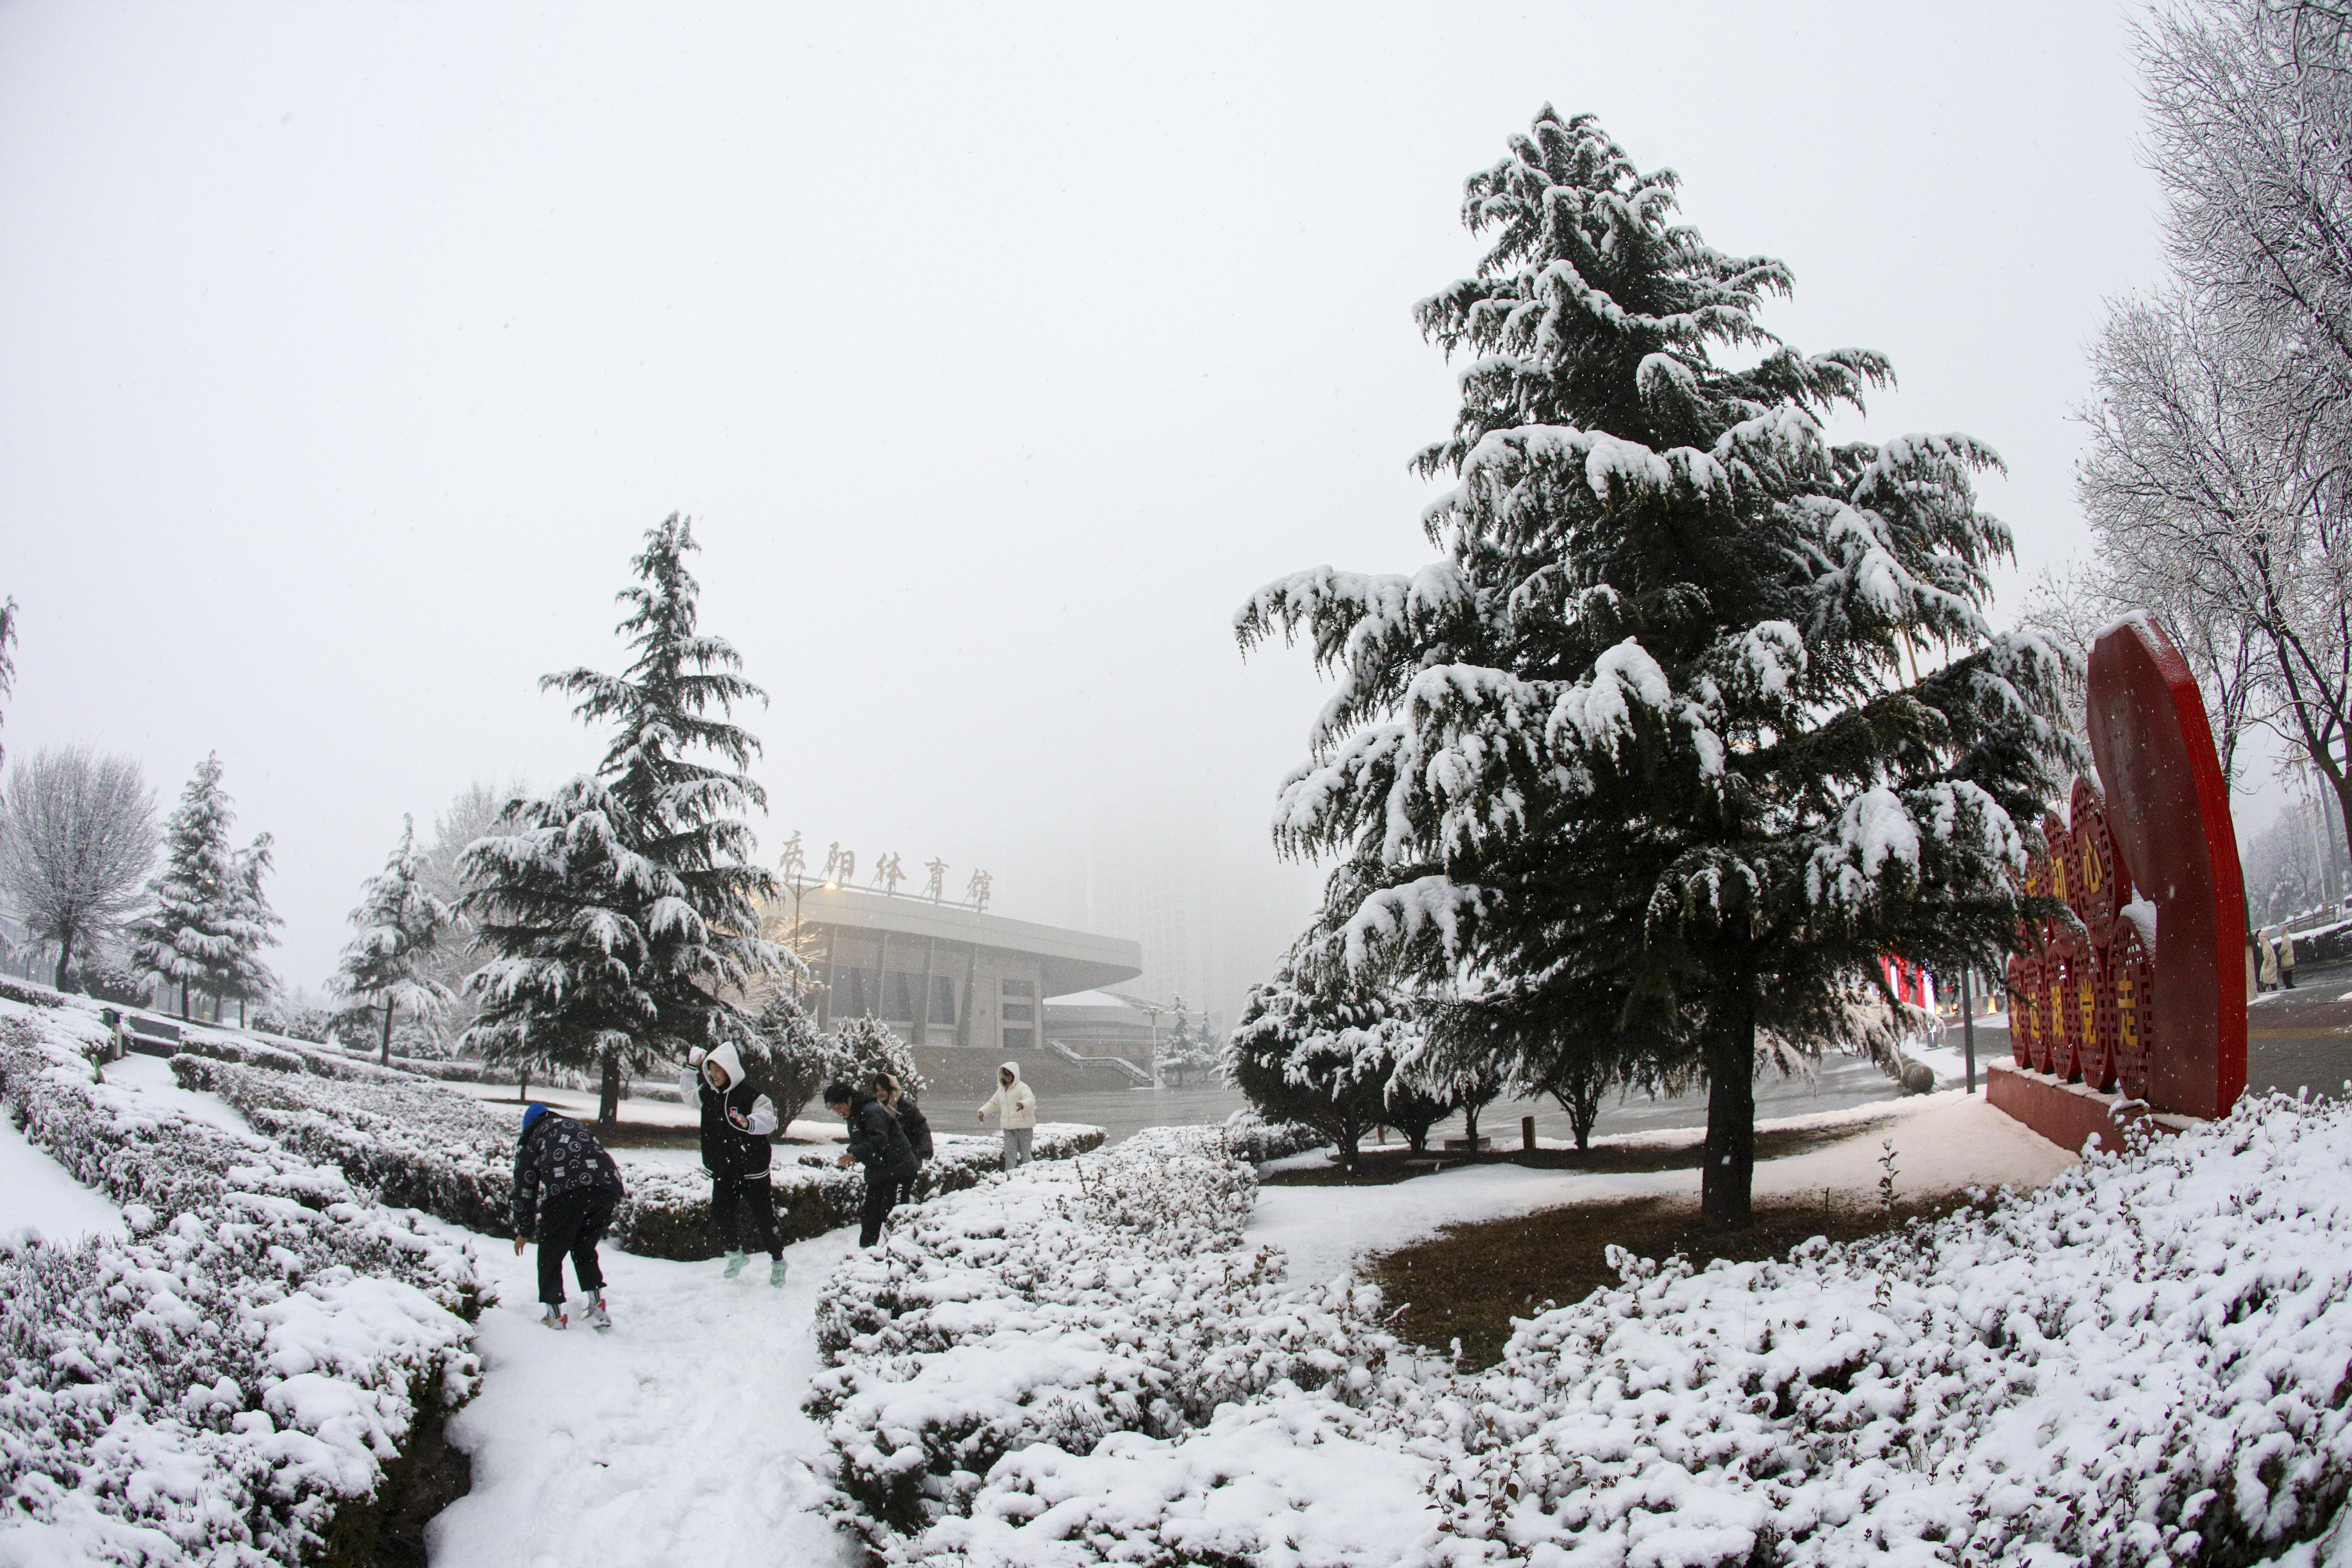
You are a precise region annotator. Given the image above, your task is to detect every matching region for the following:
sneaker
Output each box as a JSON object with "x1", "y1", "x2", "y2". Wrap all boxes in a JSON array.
[
  {"x1": 577, "y1": 1294, "x2": 612, "y2": 1330},
  {"x1": 768, "y1": 1256, "x2": 788, "y2": 1288},
  {"x1": 539, "y1": 1304, "x2": 567, "y2": 1330},
  {"x1": 723, "y1": 1250, "x2": 748, "y2": 1278}
]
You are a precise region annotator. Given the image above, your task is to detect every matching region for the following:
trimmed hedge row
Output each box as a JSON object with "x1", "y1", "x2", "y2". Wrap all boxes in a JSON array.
[
  {"x1": 172, "y1": 1054, "x2": 1104, "y2": 1259},
  {"x1": 612, "y1": 1125, "x2": 1108, "y2": 1261}
]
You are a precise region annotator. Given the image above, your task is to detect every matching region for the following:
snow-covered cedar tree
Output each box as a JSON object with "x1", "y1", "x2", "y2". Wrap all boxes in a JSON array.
[
  {"x1": 332, "y1": 815, "x2": 458, "y2": 1064},
  {"x1": 1152, "y1": 1004, "x2": 1220, "y2": 1087},
  {"x1": 217, "y1": 830, "x2": 281, "y2": 1026},
  {"x1": 747, "y1": 987, "x2": 848, "y2": 1129},
  {"x1": 127, "y1": 753, "x2": 264, "y2": 1021},
  {"x1": 411, "y1": 780, "x2": 507, "y2": 1047},
  {"x1": 462, "y1": 516, "x2": 786, "y2": 1127},
  {"x1": 1225, "y1": 971, "x2": 1450, "y2": 1168},
  {"x1": 829, "y1": 1012, "x2": 927, "y2": 1097},
  {"x1": 0, "y1": 745, "x2": 158, "y2": 992},
  {"x1": 1237, "y1": 110, "x2": 2072, "y2": 1226}
]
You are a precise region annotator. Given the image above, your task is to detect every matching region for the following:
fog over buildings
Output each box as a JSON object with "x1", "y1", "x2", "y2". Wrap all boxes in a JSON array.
[{"x1": 0, "y1": 1, "x2": 2172, "y2": 1003}]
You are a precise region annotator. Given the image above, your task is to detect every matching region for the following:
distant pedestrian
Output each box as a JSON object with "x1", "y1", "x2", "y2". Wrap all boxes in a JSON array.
[
  {"x1": 2279, "y1": 925, "x2": 2299, "y2": 989},
  {"x1": 977, "y1": 1061, "x2": 1037, "y2": 1171},
  {"x1": 512, "y1": 1103, "x2": 624, "y2": 1330},
  {"x1": 683, "y1": 1043, "x2": 787, "y2": 1287},
  {"x1": 827, "y1": 1082, "x2": 918, "y2": 1247},
  {"x1": 2259, "y1": 927, "x2": 2281, "y2": 991}
]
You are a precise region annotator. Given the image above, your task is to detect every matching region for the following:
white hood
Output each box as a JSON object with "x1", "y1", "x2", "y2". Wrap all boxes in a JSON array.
[
  {"x1": 999, "y1": 1060, "x2": 1024, "y2": 1082},
  {"x1": 705, "y1": 1042, "x2": 746, "y2": 1092}
]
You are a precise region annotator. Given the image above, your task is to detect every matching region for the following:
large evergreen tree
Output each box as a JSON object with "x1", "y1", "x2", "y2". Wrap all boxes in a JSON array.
[
  {"x1": 1240, "y1": 111, "x2": 2071, "y2": 1227},
  {"x1": 128, "y1": 753, "x2": 246, "y2": 1020},
  {"x1": 333, "y1": 816, "x2": 455, "y2": 1062},
  {"x1": 461, "y1": 516, "x2": 782, "y2": 1126}
]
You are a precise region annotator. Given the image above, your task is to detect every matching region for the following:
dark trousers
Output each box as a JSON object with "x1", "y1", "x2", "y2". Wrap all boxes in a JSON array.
[
  {"x1": 537, "y1": 1186, "x2": 616, "y2": 1306},
  {"x1": 859, "y1": 1164, "x2": 913, "y2": 1247},
  {"x1": 712, "y1": 1172, "x2": 782, "y2": 1259}
]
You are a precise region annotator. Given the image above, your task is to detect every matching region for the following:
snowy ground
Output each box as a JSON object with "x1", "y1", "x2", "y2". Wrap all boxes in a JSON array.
[
  {"x1": 428, "y1": 1222, "x2": 859, "y2": 1568},
  {"x1": 1251, "y1": 1092, "x2": 2074, "y2": 1285}
]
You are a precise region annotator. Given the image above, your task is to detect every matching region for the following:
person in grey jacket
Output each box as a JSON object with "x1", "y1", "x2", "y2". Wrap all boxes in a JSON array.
[{"x1": 512, "y1": 1103, "x2": 625, "y2": 1330}]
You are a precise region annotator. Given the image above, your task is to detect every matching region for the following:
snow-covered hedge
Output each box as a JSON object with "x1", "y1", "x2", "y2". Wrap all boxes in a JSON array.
[
  {"x1": 842, "y1": 1092, "x2": 2352, "y2": 1568},
  {"x1": 170, "y1": 1054, "x2": 1104, "y2": 1259},
  {"x1": 808, "y1": 1126, "x2": 1431, "y2": 1541},
  {"x1": 616, "y1": 1124, "x2": 1107, "y2": 1261},
  {"x1": 173, "y1": 1053, "x2": 519, "y2": 1234},
  {"x1": 1219, "y1": 1106, "x2": 1326, "y2": 1163},
  {"x1": 0, "y1": 1010, "x2": 481, "y2": 1566}
]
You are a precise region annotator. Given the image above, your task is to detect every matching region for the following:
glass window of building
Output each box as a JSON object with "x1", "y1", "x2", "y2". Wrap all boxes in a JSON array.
[
  {"x1": 1002, "y1": 979, "x2": 1035, "y2": 998},
  {"x1": 1002, "y1": 1027, "x2": 1034, "y2": 1051},
  {"x1": 1002, "y1": 1002, "x2": 1034, "y2": 1023}
]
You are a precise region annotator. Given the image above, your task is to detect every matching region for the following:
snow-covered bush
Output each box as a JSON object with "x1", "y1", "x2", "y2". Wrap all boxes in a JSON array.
[
  {"x1": 0, "y1": 1008, "x2": 481, "y2": 1565},
  {"x1": 249, "y1": 998, "x2": 333, "y2": 1042},
  {"x1": 1219, "y1": 1106, "x2": 1327, "y2": 1163},
  {"x1": 1414, "y1": 1092, "x2": 2352, "y2": 1568},
  {"x1": 809, "y1": 1127, "x2": 1430, "y2": 1541}
]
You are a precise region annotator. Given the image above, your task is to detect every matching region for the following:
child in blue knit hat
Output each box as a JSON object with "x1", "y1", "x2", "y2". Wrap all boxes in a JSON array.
[{"x1": 513, "y1": 1103, "x2": 625, "y2": 1330}]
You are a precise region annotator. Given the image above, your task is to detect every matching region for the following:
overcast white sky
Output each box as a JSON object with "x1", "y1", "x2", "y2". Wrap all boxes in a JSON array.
[{"x1": 1, "y1": 1, "x2": 2176, "y2": 993}]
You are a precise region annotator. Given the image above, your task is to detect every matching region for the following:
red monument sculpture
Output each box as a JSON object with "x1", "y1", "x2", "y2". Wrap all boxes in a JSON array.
[{"x1": 1990, "y1": 615, "x2": 2248, "y2": 1149}]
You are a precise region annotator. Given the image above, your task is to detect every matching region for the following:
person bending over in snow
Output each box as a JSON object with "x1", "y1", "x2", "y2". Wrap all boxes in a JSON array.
[
  {"x1": 977, "y1": 1060, "x2": 1037, "y2": 1171},
  {"x1": 827, "y1": 1080, "x2": 917, "y2": 1248},
  {"x1": 873, "y1": 1069, "x2": 932, "y2": 1175},
  {"x1": 512, "y1": 1102, "x2": 625, "y2": 1330},
  {"x1": 684, "y1": 1042, "x2": 787, "y2": 1286}
]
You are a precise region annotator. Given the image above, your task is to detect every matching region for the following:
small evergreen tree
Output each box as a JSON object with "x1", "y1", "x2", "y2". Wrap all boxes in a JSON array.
[
  {"x1": 462, "y1": 516, "x2": 783, "y2": 1127},
  {"x1": 218, "y1": 832, "x2": 281, "y2": 1024},
  {"x1": 830, "y1": 1013, "x2": 927, "y2": 1096},
  {"x1": 747, "y1": 988, "x2": 849, "y2": 1129},
  {"x1": 128, "y1": 754, "x2": 245, "y2": 1020},
  {"x1": 1240, "y1": 110, "x2": 2070, "y2": 1226},
  {"x1": 1152, "y1": 999, "x2": 1217, "y2": 1087},
  {"x1": 332, "y1": 816, "x2": 456, "y2": 1063},
  {"x1": 1225, "y1": 972, "x2": 1441, "y2": 1170}
]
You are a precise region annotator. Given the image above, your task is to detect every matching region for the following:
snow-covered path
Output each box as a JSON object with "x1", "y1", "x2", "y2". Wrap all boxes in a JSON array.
[
  {"x1": 429, "y1": 1227, "x2": 859, "y2": 1568},
  {"x1": 1250, "y1": 1092, "x2": 2076, "y2": 1284}
]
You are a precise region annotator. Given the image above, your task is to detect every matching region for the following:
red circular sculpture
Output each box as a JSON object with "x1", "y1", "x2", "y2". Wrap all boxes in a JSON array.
[{"x1": 1996, "y1": 617, "x2": 2245, "y2": 1122}]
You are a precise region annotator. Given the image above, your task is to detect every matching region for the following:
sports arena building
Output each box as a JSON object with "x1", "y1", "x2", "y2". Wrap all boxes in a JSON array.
[{"x1": 771, "y1": 882, "x2": 1143, "y2": 1055}]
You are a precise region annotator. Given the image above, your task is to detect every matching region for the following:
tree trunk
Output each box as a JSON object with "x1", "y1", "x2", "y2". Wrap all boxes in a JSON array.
[
  {"x1": 598, "y1": 1054, "x2": 622, "y2": 1131},
  {"x1": 52, "y1": 926, "x2": 73, "y2": 992},
  {"x1": 179, "y1": 980, "x2": 189, "y2": 1020},
  {"x1": 1464, "y1": 1102, "x2": 1481, "y2": 1143},
  {"x1": 380, "y1": 1001, "x2": 396, "y2": 1065},
  {"x1": 1700, "y1": 982, "x2": 1758, "y2": 1232}
]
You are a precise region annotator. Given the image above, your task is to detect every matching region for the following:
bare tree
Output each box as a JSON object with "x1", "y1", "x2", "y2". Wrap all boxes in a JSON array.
[
  {"x1": 0, "y1": 746, "x2": 159, "y2": 990},
  {"x1": 2104, "y1": 2, "x2": 2352, "y2": 858}
]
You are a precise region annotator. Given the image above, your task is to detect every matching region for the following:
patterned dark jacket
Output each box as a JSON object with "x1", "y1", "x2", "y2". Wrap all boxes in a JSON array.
[{"x1": 512, "y1": 1114, "x2": 624, "y2": 1238}]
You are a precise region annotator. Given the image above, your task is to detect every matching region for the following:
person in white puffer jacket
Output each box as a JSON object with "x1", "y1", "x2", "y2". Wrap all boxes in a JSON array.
[{"x1": 976, "y1": 1060, "x2": 1038, "y2": 1170}]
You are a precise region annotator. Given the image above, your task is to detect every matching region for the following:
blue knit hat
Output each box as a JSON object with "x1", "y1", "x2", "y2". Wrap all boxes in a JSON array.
[{"x1": 521, "y1": 1102, "x2": 552, "y2": 1137}]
